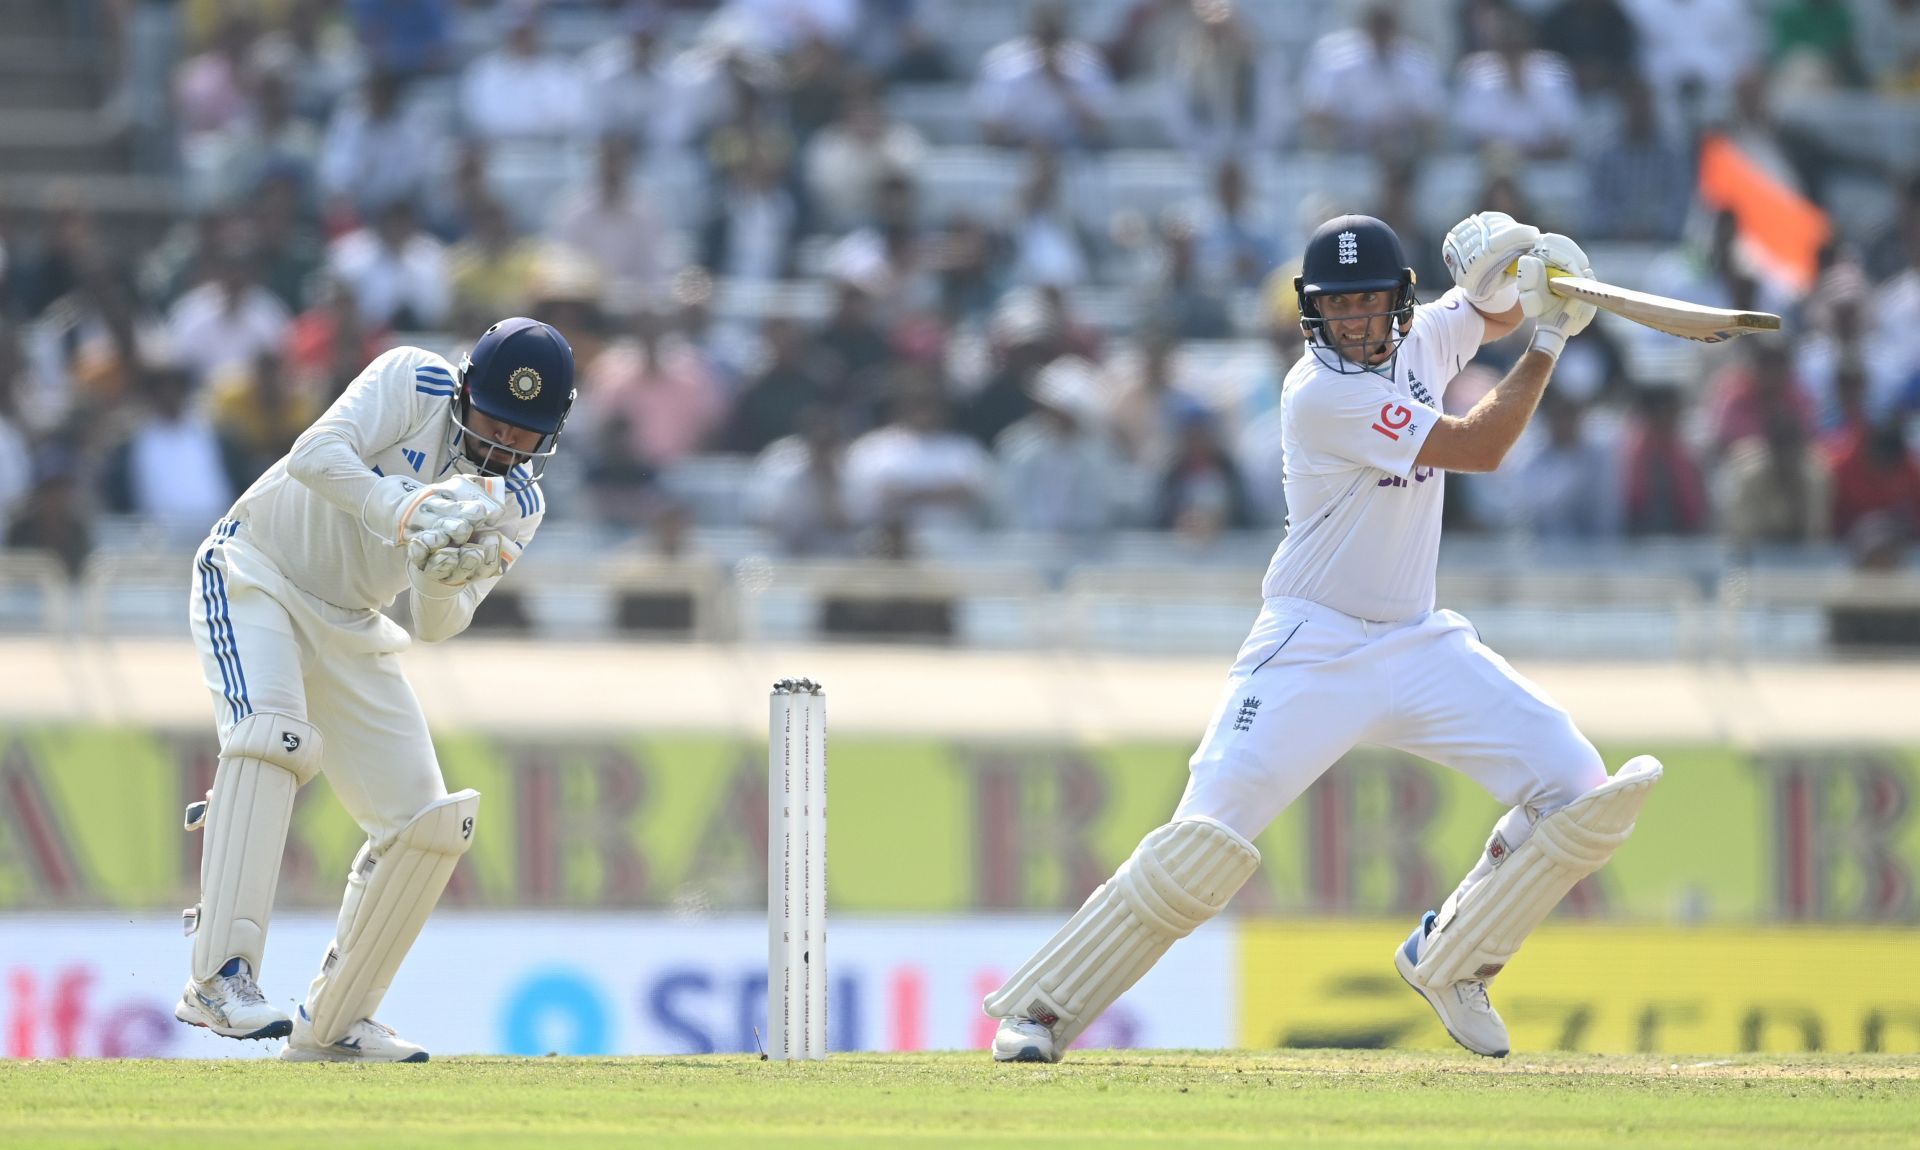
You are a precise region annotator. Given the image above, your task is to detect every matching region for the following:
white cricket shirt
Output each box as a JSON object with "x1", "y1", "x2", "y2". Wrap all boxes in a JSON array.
[
  {"x1": 1260, "y1": 288, "x2": 1485, "y2": 621},
  {"x1": 225, "y1": 346, "x2": 545, "y2": 612}
]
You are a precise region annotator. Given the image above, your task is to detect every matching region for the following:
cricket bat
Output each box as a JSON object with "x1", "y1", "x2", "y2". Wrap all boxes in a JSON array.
[{"x1": 1511, "y1": 261, "x2": 1782, "y2": 344}]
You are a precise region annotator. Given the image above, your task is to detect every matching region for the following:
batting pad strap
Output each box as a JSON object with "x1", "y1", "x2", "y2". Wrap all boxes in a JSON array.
[
  {"x1": 186, "y1": 712, "x2": 323, "y2": 981},
  {"x1": 982, "y1": 817, "x2": 1259, "y2": 1049},
  {"x1": 1414, "y1": 756, "x2": 1662, "y2": 988},
  {"x1": 304, "y1": 790, "x2": 479, "y2": 1045}
]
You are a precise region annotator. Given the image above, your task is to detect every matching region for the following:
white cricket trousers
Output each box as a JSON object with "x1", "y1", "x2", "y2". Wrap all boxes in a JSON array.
[
  {"x1": 1176, "y1": 595, "x2": 1608, "y2": 842},
  {"x1": 189, "y1": 518, "x2": 448, "y2": 845}
]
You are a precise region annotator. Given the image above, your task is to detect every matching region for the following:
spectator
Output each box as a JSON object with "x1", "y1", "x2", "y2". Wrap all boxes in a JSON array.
[
  {"x1": 994, "y1": 356, "x2": 1122, "y2": 534},
  {"x1": 326, "y1": 198, "x2": 450, "y2": 330},
  {"x1": 843, "y1": 371, "x2": 994, "y2": 533},
  {"x1": 972, "y1": 2, "x2": 1114, "y2": 150},
  {"x1": 258, "y1": 0, "x2": 362, "y2": 124},
  {"x1": 447, "y1": 196, "x2": 541, "y2": 334},
  {"x1": 1006, "y1": 146, "x2": 1092, "y2": 289},
  {"x1": 1103, "y1": 0, "x2": 1196, "y2": 83},
  {"x1": 1452, "y1": 9, "x2": 1580, "y2": 158},
  {"x1": 0, "y1": 323, "x2": 30, "y2": 523},
  {"x1": 727, "y1": 0, "x2": 862, "y2": 56},
  {"x1": 746, "y1": 404, "x2": 855, "y2": 554},
  {"x1": 581, "y1": 3, "x2": 674, "y2": 147},
  {"x1": 725, "y1": 317, "x2": 824, "y2": 453},
  {"x1": 252, "y1": 165, "x2": 325, "y2": 313},
  {"x1": 803, "y1": 77, "x2": 928, "y2": 232},
  {"x1": 1538, "y1": 0, "x2": 1639, "y2": 94},
  {"x1": 1770, "y1": 0, "x2": 1866, "y2": 88},
  {"x1": 1586, "y1": 80, "x2": 1692, "y2": 242},
  {"x1": 583, "y1": 308, "x2": 727, "y2": 469},
  {"x1": 1159, "y1": 0, "x2": 1287, "y2": 162},
  {"x1": 422, "y1": 142, "x2": 492, "y2": 245},
  {"x1": 173, "y1": 11, "x2": 254, "y2": 145},
  {"x1": 5, "y1": 446, "x2": 93, "y2": 579},
  {"x1": 165, "y1": 239, "x2": 294, "y2": 387},
  {"x1": 960, "y1": 289, "x2": 1055, "y2": 447},
  {"x1": 15, "y1": 203, "x2": 100, "y2": 320},
  {"x1": 1134, "y1": 213, "x2": 1233, "y2": 339},
  {"x1": 458, "y1": 5, "x2": 589, "y2": 140},
  {"x1": 1300, "y1": 4, "x2": 1444, "y2": 155},
  {"x1": 1233, "y1": 269, "x2": 1303, "y2": 529},
  {"x1": 1718, "y1": 413, "x2": 1830, "y2": 552},
  {"x1": 550, "y1": 136, "x2": 671, "y2": 307},
  {"x1": 1828, "y1": 418, "x2": 1920, "y2": 538},
  {"x1": 1371, "y1": 160, "x2": 1449, "y2": 296},
  {"x1": 699, "y1": 143, "x2": 798, "y2": 282},
  {"x1": 1855, "y1": 0, "x2": 1920, "y2": 92},
  {"x1": 184, "y1": 63, "x2": 322, "y2": 208},
  {"x1": 821, "y1": 218, "x2": 939, "y2": 333},
  {"x1": 284, "y1": 276, "x2": 387, "y2": 401},
  {"x1": 1506, "y1": 392, "x2": 1620, "y2": 538},
  {"x1": 1619, "y1": 0, "x2": 1759, "y2": 130},
  {"x1": 208, "y1": 352, "x2": 322, "y2": 491},
  {"x1": 1878, "y1": 196, "x2": 1920, "y2": 406},
  {"x1": 786, "y1": 34, "x2": 852, "y2": 144},
  {"x1": 1104, "y1": 324, "x2": 1194, "y2": 470},
  {"x1": 928, "y1": 211, "x2": 1002, "y2": 324},
  {"x1": 1620, "y1": 386, "x2": 1711, "y2": 536},
  {"x1": 25, "y1": 254, "x2": 164, "y2": 422},
  {"x1": 1797, "y1": 263, "x2": 1909, "y2": 431},
  {"x1": 316, "y1": 70, "x2": 434, "y2": 223},
  {"x1": 348, "y1": 0, "x2": 450, "y2": 75},
  {"x1": 811, "y1": 278, "x2": 895, "y2": 431},
  {"x1": 1155, "y1": 407, "x2": 1251, "y2": 541},
  {"x1": 1706, "y1": 336, "x2": 1816, "y2": 460},
  {"x1": 580, "y1": 406, "x2": 664, "y2": 536},
  {"x1": 100, "y1": 357, "x2": 235, "y2": 539},
  {"x1": 1193, "y1": 159, "x2": 1280, "y2": 293}
]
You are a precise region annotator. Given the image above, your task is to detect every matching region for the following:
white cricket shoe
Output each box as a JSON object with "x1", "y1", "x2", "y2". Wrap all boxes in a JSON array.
[
  {"x1": 280, "y1": 1006, "x2": 430, "y2": 1063},
  {"x1": 1394, "y1": 911, "x2": 1510, "y2": 1058},
  {"x1": 991, "y1": 1017, "x2": 1061, "y2": 1063},
  {"x1": 174, "y1": 959, "x2": 292, "y2": 1041}
]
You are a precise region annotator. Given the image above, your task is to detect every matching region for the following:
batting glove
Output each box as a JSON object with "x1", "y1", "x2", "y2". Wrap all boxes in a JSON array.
[
  {"x1": 1442, "y1": 211, "x2": 1541, "y2": 313},
  {"x1": 1517, "y1": 254, "x2": 1596, "y2": 361}
]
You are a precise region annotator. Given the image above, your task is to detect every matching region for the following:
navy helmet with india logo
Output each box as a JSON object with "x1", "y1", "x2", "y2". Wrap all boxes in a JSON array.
[
  {"x1": 453, "y1": 316, "x2": 576, "y2": 478},
  {"x1": 1294, "y1": 214, "x2": 1417, "y2": 374}
]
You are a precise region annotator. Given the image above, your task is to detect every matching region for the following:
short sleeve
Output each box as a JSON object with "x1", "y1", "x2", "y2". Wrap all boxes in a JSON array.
[
  {"x1": 1289, "y1": 370, "x2": 1441, "y2": 478},
  {"x1": 1414, "y1": 288, "x2": 1488, "y2": 380}
]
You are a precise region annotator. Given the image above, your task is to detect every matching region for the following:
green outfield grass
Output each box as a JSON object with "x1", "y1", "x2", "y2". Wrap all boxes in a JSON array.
[{"x1": 5, "y1": 1051, "x2": 1919, "y2": 1149}]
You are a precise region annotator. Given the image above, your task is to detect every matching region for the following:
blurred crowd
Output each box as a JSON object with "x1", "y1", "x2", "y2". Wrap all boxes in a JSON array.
[{"x1": 2, "y1": 0, "x2": 1920, "y2": 580}]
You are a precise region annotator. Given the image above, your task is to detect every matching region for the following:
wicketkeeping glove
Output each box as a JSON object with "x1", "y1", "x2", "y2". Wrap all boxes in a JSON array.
[
  {"x1": 409, "y1": 529, "x2": 522, "y2": 595},
  {"x1": 363, "y1": 474, "x2": 505, "y2": 550},
  {"x1": 1442, "y1": 211, "x2": 1541, "y2": 313}
]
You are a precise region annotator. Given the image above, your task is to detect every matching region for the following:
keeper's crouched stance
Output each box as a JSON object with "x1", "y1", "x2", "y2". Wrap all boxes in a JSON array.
[
  {"x1": 176, "y1": 319, "x2": 573, "y2": 1061},
  {"x1": 986, "y1": 214, "x2": 1662, "y2": 1063}
]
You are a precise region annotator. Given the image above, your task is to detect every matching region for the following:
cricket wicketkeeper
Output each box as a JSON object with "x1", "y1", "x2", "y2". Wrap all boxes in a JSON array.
[{"x1": 175, "y1": 318, "x2": 573, "y2": 1061}]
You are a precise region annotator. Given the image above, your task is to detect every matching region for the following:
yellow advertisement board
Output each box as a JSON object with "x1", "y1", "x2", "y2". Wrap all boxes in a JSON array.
[{"x1": 1239, "y1": 922, "x2": 1920, "y2": 1054}]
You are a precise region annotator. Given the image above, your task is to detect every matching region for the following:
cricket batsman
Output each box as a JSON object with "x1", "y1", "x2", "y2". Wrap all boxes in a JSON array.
[
  {"x1": 986, "y1": 213, "x2": 1663, "y2": 1062},
  {"x1": 174, "y1": 317, "x2": 574, "y2": 1062}
]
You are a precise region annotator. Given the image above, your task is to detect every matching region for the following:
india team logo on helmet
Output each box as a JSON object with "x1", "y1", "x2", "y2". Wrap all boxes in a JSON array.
[{"x1": 506, "y1": 366, "x2": 542, "y2": 401}]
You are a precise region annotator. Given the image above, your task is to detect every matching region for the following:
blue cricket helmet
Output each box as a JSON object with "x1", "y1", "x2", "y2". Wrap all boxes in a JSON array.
[
  {"x1": 453, "y1": 317, "x2": 576, "y2": 478},
  {"x1": 1294, "y1": 214, "x2": 1418, "y2": 373}
]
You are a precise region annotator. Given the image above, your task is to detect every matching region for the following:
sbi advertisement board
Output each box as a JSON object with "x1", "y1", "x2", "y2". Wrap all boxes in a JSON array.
[{"x1": 2, "y1": 914, "x2": 1235, "y2": 1059}]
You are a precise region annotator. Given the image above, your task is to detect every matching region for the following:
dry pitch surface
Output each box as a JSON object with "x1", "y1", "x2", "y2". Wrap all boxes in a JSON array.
[{"x1": 5, "y1": 1051, "x2": 1919, "y2": 1149}]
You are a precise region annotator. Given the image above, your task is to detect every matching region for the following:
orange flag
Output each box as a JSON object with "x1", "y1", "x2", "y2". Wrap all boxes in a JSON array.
[{"x1": 1697, "y1": 133, "x2": 1831, "y2": 297}]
